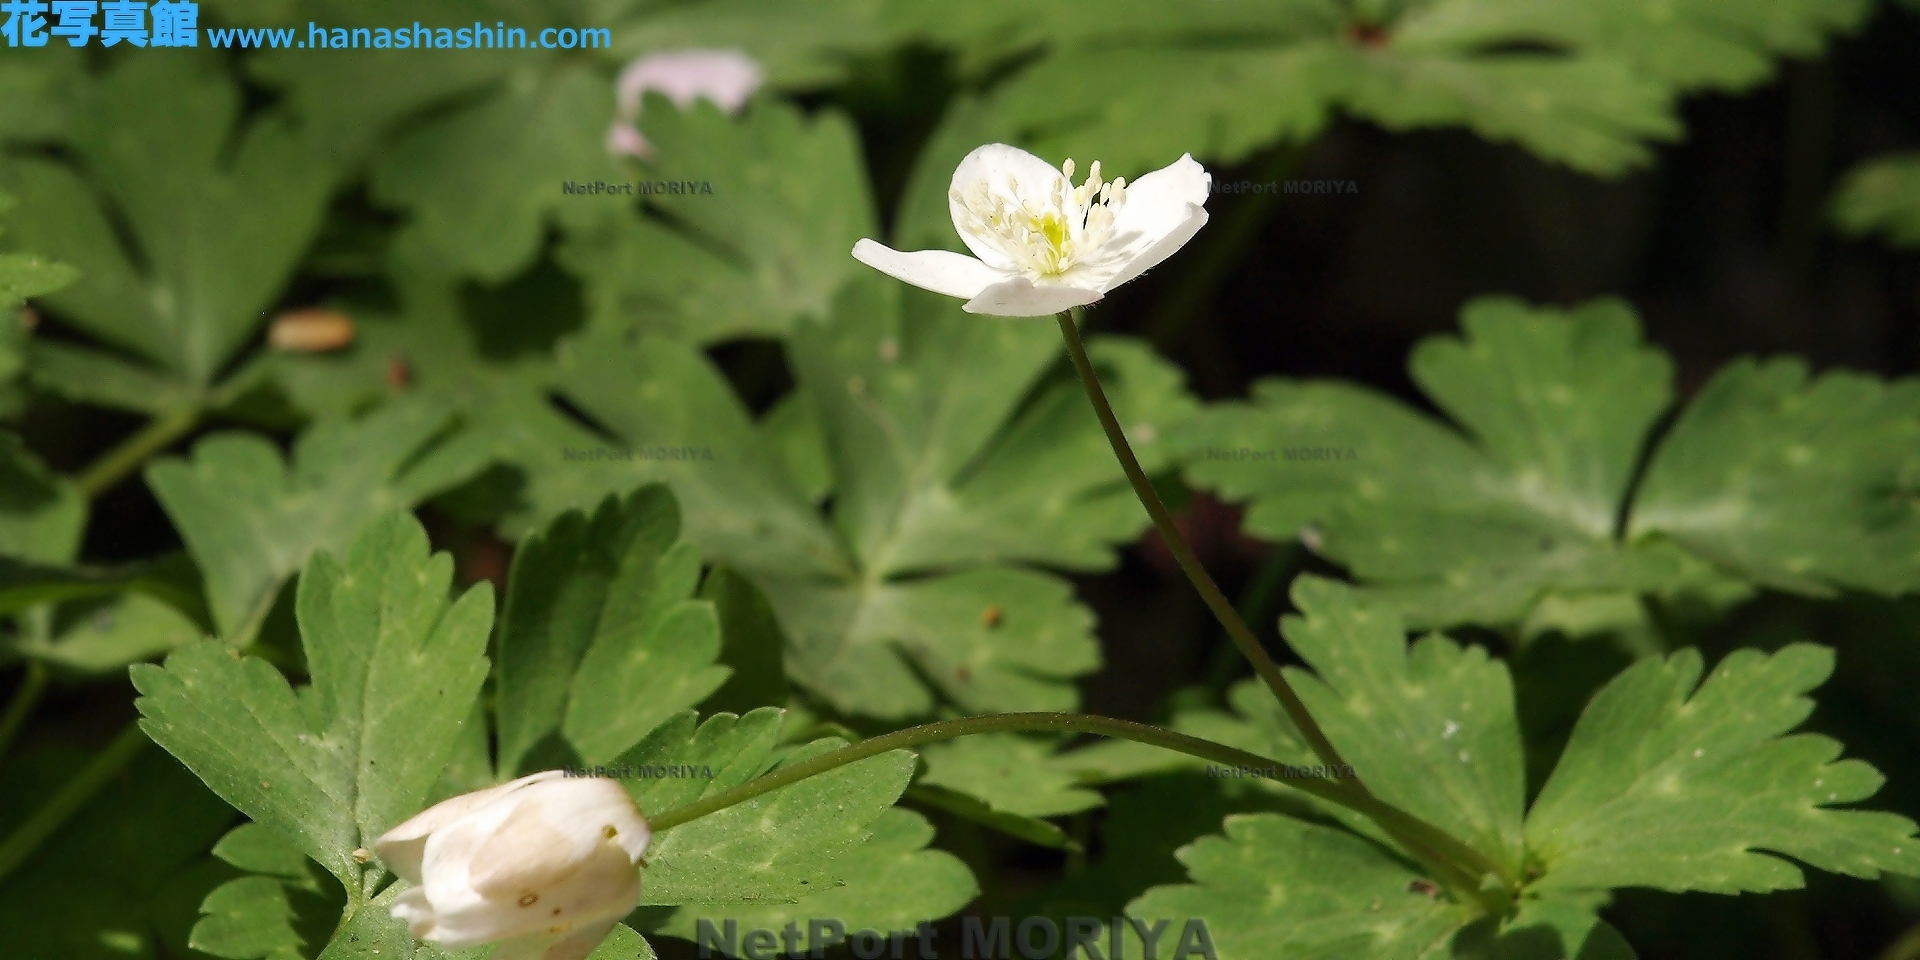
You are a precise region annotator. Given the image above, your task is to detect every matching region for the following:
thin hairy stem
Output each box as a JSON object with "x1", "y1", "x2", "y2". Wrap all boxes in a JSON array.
[
  {"x1": 645, "y1": 712, "x2": 1510, "y2": 909},
  {"x1": 1053, "y1": 310, "x2": 1518, "y2": 903},
  {"x1": 1053, "y1": 309, "x2": 1352, "y2": 773},
  {"x1": 650, "y1": 713, "x2": 1354, "y2": 829},
  {"x1": 77, "y1": 405, "x2": 202, "y2": 499}
]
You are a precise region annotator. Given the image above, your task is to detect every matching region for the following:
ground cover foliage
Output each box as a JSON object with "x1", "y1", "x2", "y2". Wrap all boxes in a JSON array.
[{"x1": 0, "y1": 0, "x2": 1918, "y2": 958}]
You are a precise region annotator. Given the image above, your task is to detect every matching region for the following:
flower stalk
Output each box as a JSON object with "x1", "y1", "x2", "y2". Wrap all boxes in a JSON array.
[
  {"x1": 1053, "y1": 308, "x2": 1352, "y2": 773},
  {"x1": 1052, "y1": 307, "x2": 1517, "y2": 910},
  {"x1": 647, "y1": 711, "x2": 1510, "y2": 912}
]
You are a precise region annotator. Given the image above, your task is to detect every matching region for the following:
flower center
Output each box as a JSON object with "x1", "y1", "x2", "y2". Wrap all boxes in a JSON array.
[{"x1": 952, "y1": 158, "x2": 1127, "y2": 280}]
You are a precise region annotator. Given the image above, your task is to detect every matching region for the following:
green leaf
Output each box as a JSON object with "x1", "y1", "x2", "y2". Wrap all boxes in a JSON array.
[
  {"x1": 1397, "y1": 0, "x2": 1869, "y2": 92},
  {"x1": 759, "y1": 392, "x2": 834, "y2": 504},
  {"x1": 624, "y1": 708, "x2": 964, "y2": 912},
  {"x1": 193, "y1": 878, "x2": 317, "y2": 960},
  {"x1": 13, "y1": 592, "x2": 207, "y2": 674},
  {"x1": 146, "y1": 398, "x2": 492, "y2": 636},
  {"x1": 25, "y1": 339, "x2": 205, "y2": 417},
  {"x1": 132, "y1": 513, "x2": 494, "y2": 892},
  {"x1": 1184, "y1": 296, "x2": 1688, "y2": 629},
  {"x1": 646, "y1": 808, "x2": 978, "y2": 952},
  {"x1": 1123, "y1": 581, "x2": 1911, "y2": 956},
  {"x1": 1168, "y1": 577, "x2": 1530, "y2": 872},
  {"x1": 260, "y1": 259, "x2": 625, "y2": 541},
  {"x1": 1832, "y1": 153, "x2": 1920, "y2": 247},
  {"x1": 959, "y1": 12, "x2": 1673, "y2": 177},
  {"x1": 918, "y1": 733, "x2": 1105, "y2": 819},
  {"x1": 699, "y1": 565, "x2": 791, "y2": 716},
  {"x1": 495, "y1": 484, "x2": 729, "y2": 774},
  {"x1": 0, "y1": 551, "x2": 210, "y2": 639},
  {"x1": 192, "y1": 825, "x2": 343, "y2": 960},
  {"x1": 557, "y1": 97, "x2": 878, "y2": 343},
  {"x1": 0, "y1": 55, "x2": 333, "y2": 387},
  {"x1": 1035, "y1": 772, "x2": 1303, "y2": 916},
  {"x1": 0, "y1": 192, "x2": 79, "y2": 312},
  {"x1": 906, "y1": 731, "x2": 1110, "y2": 850},
  {"x1": 0, "y1": 745, "x2": 239, "y2": 960},
  {"x1": 642, "y1": 743, "x2": 916, "y2": 904},
  {"x1": 372, "y1": 62, "x2": 620, "y2": 281},
  {"x1": 1628, "y1": 358, "x2": 1920, "y2": 596},
  {"x1": 904, "y1": 783, "x2": 1082, "y2": 851},
  {"x1": 545, "y1": 281, "x2": 1194, "y2": 717},
  {"x1": 607, "y1": 0, "x2": 904, "y2": 88},
  {"x1": 1130, "y1": 812, "x2": 1631, "y2": 960},
  {"x1": 1525, "y1": 643, "x2": 1920, "y2": 894},
  {"x1": 916, "y1": 0, "x2": 1853, "y2": 177},
  {"x1": 0, "y1": 431, "x2": 85, "y2": 564},
  {"x1": 247, "y1": 0, "x2": 527, "y2": 167},
  {"x1": 215, "y1": 823, "x2": 319, "y2": 878},
  {"x1": 0, "y1": 251, "x2": 76, "y2": 312},
  {"x1": 0, "y1": 45, "x2": 83, "y2": 144},
  {"x1": 615, "y1": 709, "x2": 786, "y2": 822}
]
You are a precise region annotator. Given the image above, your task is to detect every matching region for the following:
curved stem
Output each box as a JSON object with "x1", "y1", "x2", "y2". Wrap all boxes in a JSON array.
[
  {"x1": 0, "y1": 721, "x2": 146, "y2": 883},
  {"x1": 1054, "y1": 309, "x2": 1353, "y2": 775},
  {"x1": 1053, "y1": 311, "x2": 1517, "y2": 906},
  {"x1": 0, "y1": 660, "x2": 49, "y2": 766},
  {"x1": 645, "y1": 712, "x2": 1508, "y2": 909},
  {"x1": 651, "y1": 712, "x2": 1354, "y2": 831},
  {"x1": 76, "y1": 405, "x2": 202, "y2": 500}
]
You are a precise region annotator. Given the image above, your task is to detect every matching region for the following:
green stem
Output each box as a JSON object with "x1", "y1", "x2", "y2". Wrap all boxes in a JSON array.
[
  {"x1": 1054, "y1": 311, "x2": 1516, "y2": 908},
  {"x1": 646, "y1": 712, "x2": 1507, "y2": 910},
  {"x1": 0, "y1": 661, "x2": 48, "y2": 766},
  {"x1": 0, "y1": 721, "x2": 146, "y2": 883},
  {"x1": 76, "y1": 405, "x2": 202, "y2": 500},
  {"x1": 650, "y1": 713, "x2": 1345, "y2": 830},
  {"x1": 1055, "y1": 309, "x2": 1353, "y2": 775}
]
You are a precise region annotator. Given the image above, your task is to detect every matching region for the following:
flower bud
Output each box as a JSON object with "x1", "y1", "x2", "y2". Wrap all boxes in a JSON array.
[{"x1": 375, "y1": 771, "x2": 651, "y2": 960}]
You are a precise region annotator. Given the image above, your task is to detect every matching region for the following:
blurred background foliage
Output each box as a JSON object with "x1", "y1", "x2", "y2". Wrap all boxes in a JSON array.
[{"x1": 2, "y1": 0, "x2": 1920, "y2": 956}]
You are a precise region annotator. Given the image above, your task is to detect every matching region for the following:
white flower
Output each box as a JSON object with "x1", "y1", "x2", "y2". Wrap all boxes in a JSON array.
[
  {"x1": 851, "y1": 144, "x2": 1211, "y2": 317},
  {"x1": 606, "y1": 49, "x2": 764, "y2": 159},
  {"x1": 376, "y1": 771, "x2": 651, "y2": 960}
]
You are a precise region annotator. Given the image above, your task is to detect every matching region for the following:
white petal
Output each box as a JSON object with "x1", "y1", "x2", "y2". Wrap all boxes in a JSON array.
[
  {"x1": 1077, "y1": 153, "x2": 1211, "y2": 288},
  {"x1": 391, "y1": 885, "x2": 438, "y2": 940},
  {"x1": 1096, "y1": 204, "x2": 1208, "y2": 292},
  {"x1": 467, "y1": 778, "x2": 649, "y2": 897},
  {"x1": 616, "y1": 49, "x2": 763, "y2": 117},
  {"x1": 947, "y1": 143, "x2": 1070, "y2": 272},
  {"x1": 541, "y1": 919, "x2": 623, "y2": 960},
  {"x1": 852, "y1": 239, "x2": 1007, "y2": 300},
  {"x1": 962, "y1": 278, "x2": 1103, "y2": 317},
  {"x1": 376, "y1": 771, "x2": 566, "y2": 884},
  {"x1": 430, "y1": 836, "x2": 641, "y2": 948}
]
